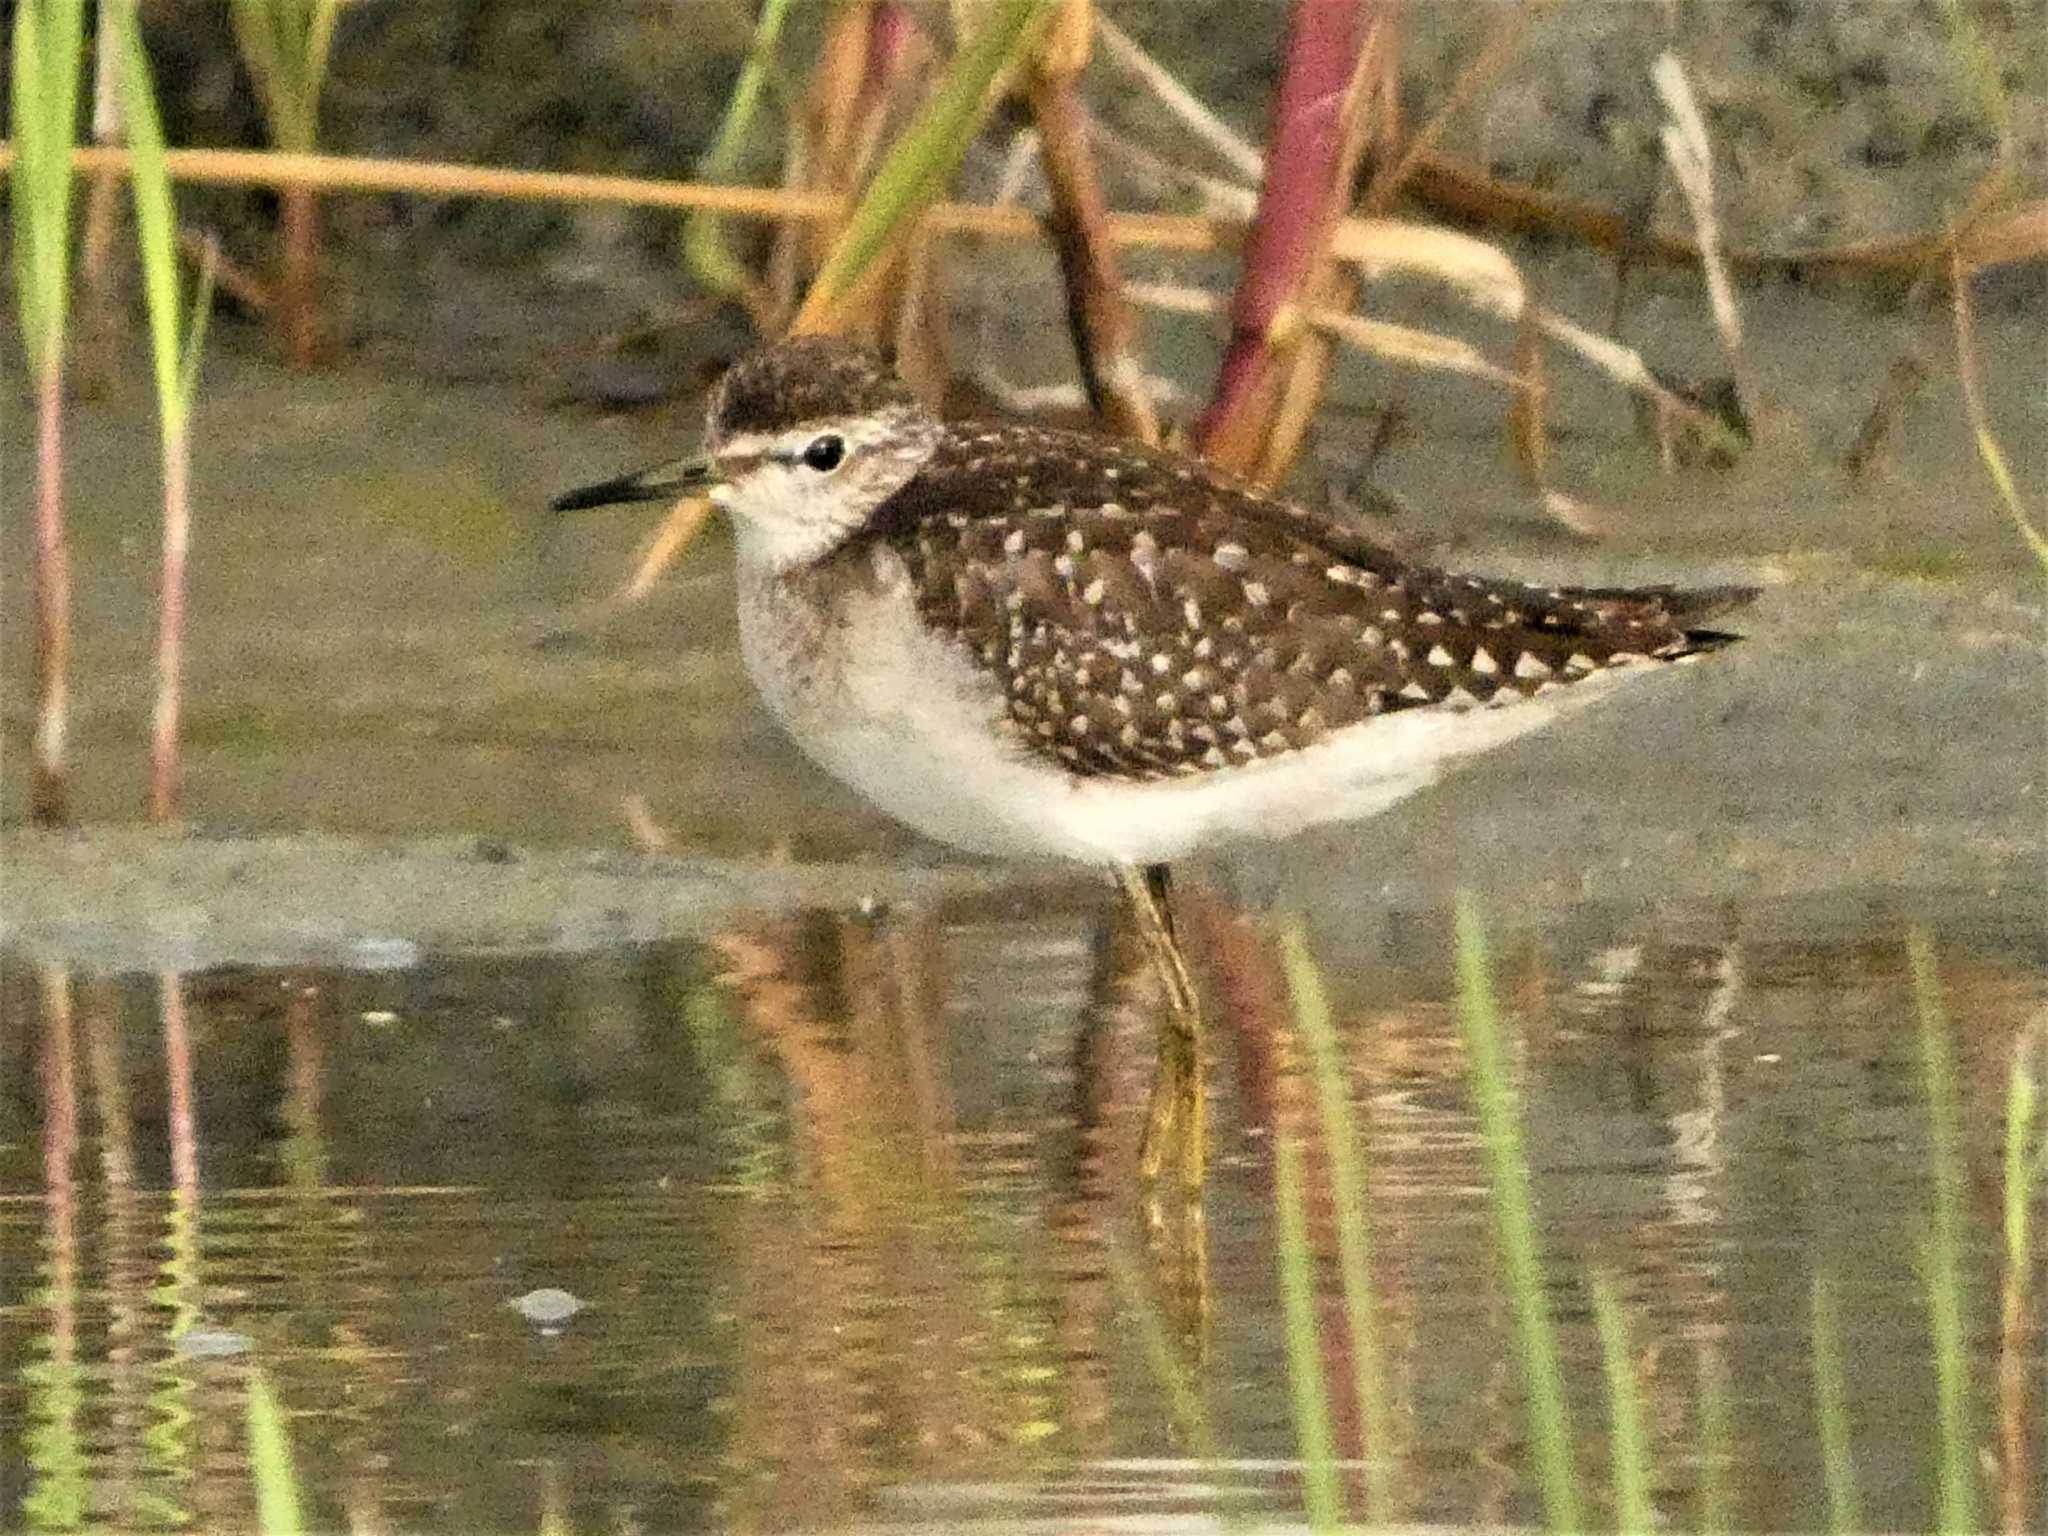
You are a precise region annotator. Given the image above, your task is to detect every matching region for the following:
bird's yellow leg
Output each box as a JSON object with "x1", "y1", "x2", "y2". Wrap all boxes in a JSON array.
[{"x1": 1117, "y1": 863, "x2": 1206, "y2": 1197}]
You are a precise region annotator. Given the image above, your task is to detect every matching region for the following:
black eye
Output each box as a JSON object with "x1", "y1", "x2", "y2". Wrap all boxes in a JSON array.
[{"x1": 801, "y1": 434, "x2": 846, "y2": 472}]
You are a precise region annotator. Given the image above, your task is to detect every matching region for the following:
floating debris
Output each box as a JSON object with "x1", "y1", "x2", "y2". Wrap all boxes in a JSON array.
[
  {"x1": 174, "y1": 1326, "x2": 253, "y2": 1360},
  {"x1": 511, "y1": 1287, "x2": 584, "y2": 1333}
]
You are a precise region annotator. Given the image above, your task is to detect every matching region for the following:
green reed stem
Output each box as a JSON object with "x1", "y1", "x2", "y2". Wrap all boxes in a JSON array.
[
  {"x1": 1911, "y1": 928, "x2": 1978, "y2": 1536},
  {"x1": 1454, "y1": 894, "x2": 1581, "y2": 1532},
  {"x1": 2004, "y1": 1024, "x2": 2043, "y2": 1282},
  {"x1": 2001, "y1": 1023, "x2": 2047, "y2": 1536},
  {"x1": 10, "y1": 0, "x2": 88, "y2": 827},
  {"x1": 1589, "y1": 1268, "x2": 1654, "y2": 1533},
  {"x1": 1274, "y1": 1130, "x2": 1343, "y2": 1531},
  {"x1": 683, "y1": 0, "x2": 792, "y2": 305},
  {"x1": 1278, "y1": 920, "x2": 1396, "y2": 1524},
  {"x1": 113, "y1": 3, "x2": 211, "y2": 430},
  {"x1": 10, "y1": 0, "x2": 86, "y2": 371},
  {"x1": 1695, "y1": 1337, "x2": 1733, "y2": 1536},
  {"x1": 228, "y1": 0, "x2": 342, "y2": 154},
  {"x1": 1810, "y1": 1271, "x2": 1862, "y2": 1536},
  {"x1": 113, "y1": 0, "x2": 216, "y2": 822},
  {"x1": 245, "y1": 1368, "x2": 304, "y2": 1536}
]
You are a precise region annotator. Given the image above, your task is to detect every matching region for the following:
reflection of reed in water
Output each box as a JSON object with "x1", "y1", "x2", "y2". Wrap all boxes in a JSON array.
[
  {"x1": 706, "y1": 896, "x2": 1144, "y2": 1529},
  {"x1": 25, "y1": 967, "x2": 86, "y2": 1529},
  {"x1": 275, "y1": 973, "x2": 402, "y2": 1535},
  {"x1": 15, "y1": 969, "x2": 326, "y2": 1533},
  {"x1": 155, "y1": 969, "x2": 249, "y2": 1535},
  {"x1": 78, "y1": 977, "x2": 152, "y2": 1529}
]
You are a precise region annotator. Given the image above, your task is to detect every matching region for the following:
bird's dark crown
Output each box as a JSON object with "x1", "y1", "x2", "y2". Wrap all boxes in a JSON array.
[{"x1": 707, "y1": 336, "x2": 921, "y2": 443}]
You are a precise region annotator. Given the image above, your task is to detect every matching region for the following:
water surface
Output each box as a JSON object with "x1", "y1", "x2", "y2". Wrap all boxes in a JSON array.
[{"x1": 5, "y1": 883, "x2": 2043, "y2": 1532}]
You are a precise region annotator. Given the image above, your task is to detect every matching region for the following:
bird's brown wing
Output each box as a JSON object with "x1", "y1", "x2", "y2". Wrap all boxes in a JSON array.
[{"x1": 866, "y1": 422, "x2": 1753, "y2": 782}]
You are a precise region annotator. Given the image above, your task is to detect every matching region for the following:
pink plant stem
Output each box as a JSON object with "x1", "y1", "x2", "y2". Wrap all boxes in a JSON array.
[
  {"x1": 39, "y1": 968, "x2": 80, "y2": 1390},
  {"x1": 867, "y1": 0, "x2": 915, "y2": 80},
  {"x1": 31, "y1": 363, "x2": 74, "y2": 827},
  {"x1": 162, "y1": 972, "x2": 201, "y2": 1211},
  {"x1": 149, "y1": 423, "x2": 190, "y2": 822},
  {"x1": 1193, "y1": 0, "x2": 1366, "y2": 471}
]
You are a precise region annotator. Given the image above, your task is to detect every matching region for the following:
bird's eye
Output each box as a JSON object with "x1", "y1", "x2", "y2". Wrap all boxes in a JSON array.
[{"x1": 801, "y1": 434, "x2": 846, "y2": 472}]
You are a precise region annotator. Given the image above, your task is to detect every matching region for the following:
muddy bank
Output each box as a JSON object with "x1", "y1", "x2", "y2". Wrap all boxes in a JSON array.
[{"x1": 0, "y1": 830, "x2": 1023, "y2": 973}]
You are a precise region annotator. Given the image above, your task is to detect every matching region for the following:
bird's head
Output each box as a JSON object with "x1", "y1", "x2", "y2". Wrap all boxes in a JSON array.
[{"x1": 552, "y1": 337, "x2": 941, "y2": 571}]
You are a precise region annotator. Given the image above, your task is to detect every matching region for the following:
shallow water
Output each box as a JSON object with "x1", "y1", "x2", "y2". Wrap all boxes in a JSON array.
[{"x1": 4, "y1": 882, "x2": 2044, "y2": 1533}]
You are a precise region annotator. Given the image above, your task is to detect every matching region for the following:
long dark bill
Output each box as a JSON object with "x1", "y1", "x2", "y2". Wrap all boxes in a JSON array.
[{"x1": 550, "y1": 457, "x2": 715, "y2": 513}]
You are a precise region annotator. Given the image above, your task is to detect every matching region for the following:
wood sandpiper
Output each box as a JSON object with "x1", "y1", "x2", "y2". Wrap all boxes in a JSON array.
[{"x1": 555, "y1": 335, "x2": 1756, "y2": 1184}]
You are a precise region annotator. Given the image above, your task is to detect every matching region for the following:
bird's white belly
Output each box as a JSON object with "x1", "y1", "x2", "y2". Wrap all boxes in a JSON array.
[
  {"x1": 737, "y1": 559, "x2": 1638, "y2": 867},
  {"x1": 739, "y1": 567, "x2": 1078, "y2": 858}
]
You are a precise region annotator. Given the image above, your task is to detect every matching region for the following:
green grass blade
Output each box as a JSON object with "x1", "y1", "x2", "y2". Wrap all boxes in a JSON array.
[
  {"x1": 229, "y1": 0, "x2": 337, "y2": 151},
  {"x1": 10, "y1": 0, "x2": 89, "y2": 373},
  {"x1": 1589, "y1": 1268, "x2": 1654, "y2": 1533},
  {"x1": 1277, "y1": 920, "x2": 1396, "y2": 1523},
  {"x1": 302, "y1": 1, "x2": 344, "y2": 132},
  {"x1": 1274, "y1": 1130, "x2": 1343, "y2": 1532},
  {"x1": 683, "y1": 0, "x2": 793, "y2": 303},
  {"x1": 1454, "y1": 894, "x2": 1580, "y2": 1532},
  {"x1": 1921, "y1": 1228, "x2": 1975, "y2": 1536},
  {"x1": 1969, "y1": 424, "x2": 2048, "y2": 574},
  {"x1": 178, "y1": 252, "x2": 219, "y2": 406},
  {"x1": 1694, "y1": 1339, "x2": 1733, "y2": 1536},
  {"x1": 31, "y1": 0, "x2": 87, "y2": 266},
  {"x1": 2006, "y1": 1028, "x2": 2040, "y2": 1278},
  {"x1": 1810, "y1": 1271, "x2": 1862, "y2": 1536},
  {"x1": 10, "y1": 3, "x2": 48, "y2": 353},
  {"x1": 245, "y1": 1367, "x2": 304, "y2": 1536},
  {"x1": 228, "y1": 2, "x2": 288, "y2": 143},
  {"x1": 112, "y1": 0, "x2": 193, "y2": 427},
  {"x1": 1938, "y1": 0, "x2": 2014, "y2": 148},
  {"x1": 799, "y1": 0, "x2": 1054, "y2": 326},
  {"x1": 1911, "y1": 928, "x2": 1978, "y2": 1536}
]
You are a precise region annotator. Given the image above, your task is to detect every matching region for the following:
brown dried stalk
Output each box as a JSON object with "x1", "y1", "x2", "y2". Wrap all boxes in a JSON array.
[
  {"x1": 1403, "y1": 150, "x2": 2048, "y2": 278},
  {"x1": 1843, "y1": 114, "x2": 2032, "y2": 478},
  {"x1": 1652, "y1": 52, "x2": 1753, "y2": 431},
  {"x1": 891, "y1": 220, "x2": 951, "y2": 406},
  {"x1": 1142, "y1": 222, "x2": 1734, "y2": 454},
  {"x1": 1507, "y1": 291, "x2": 1548, "y2": 489},
  {"x1": 1363, "y1": 0, "x2": 1542, "y2": 215},
  {"x1": 9, "y1": 144, "x2": 2040, "y2": 279},
  {"x1": 1093, "y1": 12, "x2": 1262, "y2": 180},
  {"x1": 1841, "y1": 354, "x2": 1929, "y2": 482},
  {"x1": 277, "y1": 179, "x2": 323, "y2": 364},
  {"x1": 1296, "y1": 303, "x2": 1527, "y2": 390},
  {"x1": 771, "y1": 1, "x2": 929, "y2": 328},
  {"x1": 177, "y1": 226, "x2": 271, "y2": 312},
  {"x1": 798, "y1": 0, "x2": 878, "y2": 269},
  {"x1": 1025, "y1": 0, "x2": 1158, "y2": 443}
]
